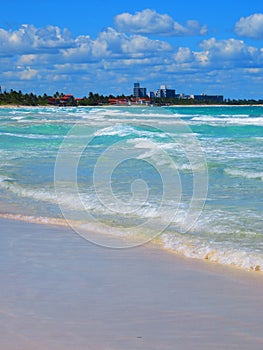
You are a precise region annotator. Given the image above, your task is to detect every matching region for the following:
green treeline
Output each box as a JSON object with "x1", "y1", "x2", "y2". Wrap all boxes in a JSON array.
[
  {"x1": 0, "y1": 89, "x2": 49, "y2": 106},
  {"x1": 0, "y1": 90, "x2": 114, "y2": 106},
  {"x1": 0, "y1": 89, "x2": 263, "y2": 106}
]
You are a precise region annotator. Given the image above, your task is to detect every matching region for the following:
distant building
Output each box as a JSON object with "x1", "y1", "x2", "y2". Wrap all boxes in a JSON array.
[
  {"x1": 108, "y1": 98, "x2": 129, "y2": 105},
  {"x1": 193, "y1": 94, "x2": 224, "y2": 103},
  {"x1": 48, "y1": 94, "x2": 78, "y2": 106},
  {"x1": 156, "y1": 85, "x2": 176, "y2": 98},
  {"x1": 133, "y1": 82, "x2": 147, "y2": 98},
  {"x1": 175, "y1": 93, "x2": 191, "y2": 99}
]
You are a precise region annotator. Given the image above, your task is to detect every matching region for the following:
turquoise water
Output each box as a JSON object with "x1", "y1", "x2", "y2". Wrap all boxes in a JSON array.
[{"x1": 0, "y1": 106, "x2": 262, "y2": 270}]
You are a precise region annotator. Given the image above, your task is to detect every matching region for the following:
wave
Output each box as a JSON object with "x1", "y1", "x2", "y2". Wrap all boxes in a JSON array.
[
  {"x1": 10, "y1": 116, "x2": 26, "y2": 121},
  {"x1": 0, "y1": 212, "x2": 68, "y2": 227},
  {"x1": 1, "y1": 206, "x2": 262, "y2": 272},
  {"x1": 0, "y1": 178, "x2": 157, "y2": 219},
  {"x1": 191, "y1": 116, "x2": 263, "y2": 126},
  {"x1": 0, "y1": 175, "x2": 14, "y2": 183},
  {"x1": 225, "y1": 168, "x2": 263, "y2": 181},
  {"x1": 0, "y1": 178, "x2": 58, "y2": 203},
  {"x1": 1, "y1": 175, "x2": 263, "y2": 272},
  {"x1": 162, "y1": 232, "x2": 263, "y2": 272},
  {"x1": 93, "y1": 124, "x2": 168, "y2": 139},
  {"x1": 0, "y1": 131, "x2": 63, "y2": 140},
  {"x1": 0, "y1": 176, "x2": 196, "y2": 232}
]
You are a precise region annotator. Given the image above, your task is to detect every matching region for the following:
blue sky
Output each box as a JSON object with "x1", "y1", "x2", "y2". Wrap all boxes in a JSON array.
[{"x1": 0, "y1": 0, "x2": 263, "y2": 99}]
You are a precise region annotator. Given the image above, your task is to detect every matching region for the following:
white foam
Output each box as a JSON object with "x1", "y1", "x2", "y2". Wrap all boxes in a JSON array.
[
  {"x1": 93, "y1": 124, "x2": 168, "y2": 139},
  {"x1": 94, "y1": 124, "x2": 136, "y2": 137},
  {"x1": 0, "y1": 132, "x2": 63, "y2": 140},
  {"x1": 225, "y1": 168, "x2": 263, "y2": 181},
  {"x1": 0, "y1": 175, "x2": 14, "y2": 182},
  {"x1": 192, "y1": 115, "x2": 263, "y2": 126},
  {"x1": 0, "y1": 212, "x2": 67, "y2": 227},
  {"x1": 162, "y1": 232, "x2": 263, "y2": 272}
]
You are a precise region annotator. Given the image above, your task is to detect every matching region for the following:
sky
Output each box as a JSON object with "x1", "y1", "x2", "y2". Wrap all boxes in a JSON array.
[{"x1": 0, "y1": 0, "x2": 263, "y2": 99}]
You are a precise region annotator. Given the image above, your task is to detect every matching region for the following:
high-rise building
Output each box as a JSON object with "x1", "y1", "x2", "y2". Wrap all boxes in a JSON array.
[
  {"x1": 156, "y1": 85, "x2": 176, "y2": 98},
  {"x1": 133, "y1": 82, "x2": 147, "y2": 98}
]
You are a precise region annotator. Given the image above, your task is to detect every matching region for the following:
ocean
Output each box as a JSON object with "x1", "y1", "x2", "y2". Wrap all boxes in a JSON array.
[{"x1": 0, "y1": 105, "x2": 262, "y2": 271}]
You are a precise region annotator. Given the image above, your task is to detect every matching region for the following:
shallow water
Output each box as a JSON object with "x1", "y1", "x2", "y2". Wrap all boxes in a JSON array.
[{"x1": 0, "y1": 106, "x2": 262, "y2": 270}]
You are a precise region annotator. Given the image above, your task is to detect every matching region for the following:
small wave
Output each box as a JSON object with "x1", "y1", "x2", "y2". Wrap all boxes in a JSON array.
[
  {"x1": 1, "y1": 211, "x2": 263, "y2": 272},
  {"x1": 126, "y1": 138, "x2": 205, "y2": 172},
  {"x1": 0, "y1": 131, "x2": 63, "y2": 140},
  {"x1": 94, "y1": 124, "x2": 136, "y2": 137},
  {"x1": 0, "y1": 175, "x2": 14, "y2": 183},
  {"x1": 10, "y1": 116, "x2": 26, "y2": 120},
  {"x1": 0, "y1": 212, "x2": 67, "y2": 227},
  {"x1": 94, "y1": 124, "x2": 167, "y2": 139},
  {"x1": 225, "y1": 168, "x2": 263, "y2": 181},
  {"x1": 191, "y1": 116, "x2": 263, "y2": 126},
  {"x1": 162, "y1": 232, "x2": 263, "y2": 272},
  {"x1": 0, "y1": 179, "x2": 58, "y2": 203}
]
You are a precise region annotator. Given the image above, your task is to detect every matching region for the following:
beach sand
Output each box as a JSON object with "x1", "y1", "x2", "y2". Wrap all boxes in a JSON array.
[{"x1": 1, "y1": 218, "x2": 263, "y2": 350}]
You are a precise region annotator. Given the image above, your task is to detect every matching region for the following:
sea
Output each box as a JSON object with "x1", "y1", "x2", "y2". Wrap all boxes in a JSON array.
[{"x1": 0, "y1": 105, "x2": 262, "y2": 271}]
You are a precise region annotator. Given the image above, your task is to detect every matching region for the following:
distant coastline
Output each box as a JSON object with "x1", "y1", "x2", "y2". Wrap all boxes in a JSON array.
[
  {"x1": 1, "y1": 103, "x2": 263, "y2": 109},
  {"x1": 1, "y1": 89, "x2": 263, "y2": 107}
]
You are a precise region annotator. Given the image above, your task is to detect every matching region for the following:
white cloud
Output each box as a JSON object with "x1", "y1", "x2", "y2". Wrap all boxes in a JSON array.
[
  {"x1": 19, "y1": 67, "x2": 38, "y2": 80},
  {"x1": 173, "y1": 47, "x2": 195, "y2": 63},
  {"x1": 121, "y1": 34, "x2": 171, "y2": 54},
  {"x1": 114, "y1": 9, "x2": 207, "y2": 36},
  {"x1": 60, "y1": 27, "x2": 171, "y2": 62},
  {"x1": 62, "y1": 35, "x2": 94, "y2": 62},
  {"x1": 199, "y1": 38, "x2": 259, "y2": 64},
  {"x1": 17, "y1": 54, "x2": 38, "y2": 64},
  {"x1": 4, "y1": 66, "x2": 38, "y2": 80},
  {"x1": 170, "y1": 38, "x2": 263, "y2": 73},
  {"x1": 235, "y1": 14, "x2": 263, "y2": 39},
  {"x1": 92, "y1": 28, "x2": 171, "y2": 57},
  {"x1": 0, "y1": 24, "x2": 73, "y2": 56},
  {"x1": 35, "y1": 25, "x2": 73, "y2": 48}
]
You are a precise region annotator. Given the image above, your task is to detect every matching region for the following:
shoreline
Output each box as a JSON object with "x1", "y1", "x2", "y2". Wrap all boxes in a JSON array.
[
  {"x1": 1, "y1": 217, "x2": 263, "y2": 349},
  {"x1": 1, "y1": 211, "x2": 262, "y2": 275}
]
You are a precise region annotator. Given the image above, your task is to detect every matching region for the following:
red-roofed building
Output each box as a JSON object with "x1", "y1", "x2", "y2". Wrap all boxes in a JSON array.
[{"x1": 48, "y1": 94, "x2": 80, "y2": 106}]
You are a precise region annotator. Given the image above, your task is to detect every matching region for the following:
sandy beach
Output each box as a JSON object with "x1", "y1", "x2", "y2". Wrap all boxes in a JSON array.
[{"x1": 1, "y1": 218, "x2": 263, "y2": 350}]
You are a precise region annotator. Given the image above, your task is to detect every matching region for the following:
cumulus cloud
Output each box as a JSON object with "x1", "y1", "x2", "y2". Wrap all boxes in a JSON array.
[
  {"x1": 60, "y1": 27, "x2": 171, "y2": 62},
  {"x1": 171, "y1": 38, "x2": 262, "y2": 70},
  {"x1": 0, "y1": 24, "x2": 170, "y2": 64},
  {"x1": 19, "y1": 67, "x2": 38, "y2": 80},
  {"x1": 174, "y1": 47, "x2": 195, "y2": 63},
  {"x1": 61, "y1": 35, "x2": 93, "y2": 62},
  {"x1": 235, "y1": 14, "x2": 263, "y2": 39},
  {"x1": 114, "y1": 9, "x2": 207, "y2": 36},
  {"x1": 122, "y1": 34, "x2": 171, "y2": 54},
  {"x1": 0, "y1": 24, "x2": 73, "y2": 56},
  {"x1": 0, "y1": 23, "x2": 174, "y2": 92},
  {"x1": 92, "y1": 27, "x2": 171, "y2": 57},
  {"x1": 75, "y1": 27, "x2": 171, "y2": 60},
  {"x1": 4, "y1": 66, "x2": 38, "y2": 80},
  {"x1": 199, "y1": 38, "x2": 259, "y2": 64}
]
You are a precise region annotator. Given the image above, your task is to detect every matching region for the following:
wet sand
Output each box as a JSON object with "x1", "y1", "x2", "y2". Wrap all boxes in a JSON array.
[{"x1": 1, "y1": 218, "x2": 263, "y2": 350}]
